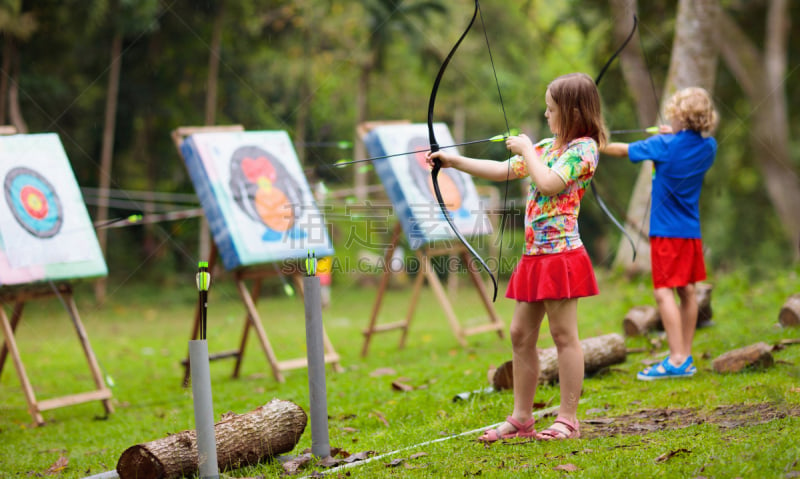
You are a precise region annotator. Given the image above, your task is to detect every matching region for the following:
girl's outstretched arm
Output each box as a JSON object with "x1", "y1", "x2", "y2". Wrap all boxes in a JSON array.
[{"x1": 426, "y1": 150, "x2": 513, "y2": 182}]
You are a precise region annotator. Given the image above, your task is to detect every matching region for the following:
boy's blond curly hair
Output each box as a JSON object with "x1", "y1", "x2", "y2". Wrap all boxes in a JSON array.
[{"x1": 665, "y1": 87, "x2": 718, "y2": 135}]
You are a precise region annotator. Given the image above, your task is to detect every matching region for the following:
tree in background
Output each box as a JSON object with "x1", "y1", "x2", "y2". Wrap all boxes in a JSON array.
[
  {"x1": 90, "y1": 0, "x2": 161, "y2": 304},
  {"x1": 716, "y1": 0, "x2": 799, "y2": 260},
  {"x1": 0, "y1": 0, "x2": 36, "y2": 132},
  {"x1": 352, "y1": 0, "x2": 447, "y2": 200}
]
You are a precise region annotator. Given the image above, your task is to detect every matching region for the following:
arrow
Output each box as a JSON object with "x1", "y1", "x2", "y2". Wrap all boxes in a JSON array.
[
  {"x1": 609, "y1": 126, "x2": 659, "y2": 135},
  {"x1": 298, "y1": 141, "x2": 353, "y2": 149},
  {"x1": 332, "y1": 130, "x2": 518, "y2": 168}
]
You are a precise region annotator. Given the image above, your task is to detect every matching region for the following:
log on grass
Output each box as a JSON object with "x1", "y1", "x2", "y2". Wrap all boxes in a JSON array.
[
  {"x1": 117, "y1": 399, "x2": 307, "y2": 479},
  {"x1": 622, "y1": 305, "x2": 661, "y2": 337},
  {"x1": 779, "y1": 293, "x2": 800, "y2": 327},
  {"x1": 490, "y1": 333, "x2": 626, "y2": 389},
  {"x1": 696, "y1": 282, "x2": 714, "y2": 327},
  {"x1": 711, "y1": 342, "x2": 774, "y2": 374},
  {"x1": 622, "y1": 282, "x2": 714, "y2": 336}
]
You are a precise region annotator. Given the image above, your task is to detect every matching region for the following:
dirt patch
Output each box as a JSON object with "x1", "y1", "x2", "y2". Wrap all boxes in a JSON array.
[{"x1": 577, "y1": 402, "x2": 800, "y2": 439}]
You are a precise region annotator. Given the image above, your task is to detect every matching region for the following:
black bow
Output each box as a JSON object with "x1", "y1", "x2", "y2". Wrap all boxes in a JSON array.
[{"x1": 427, "y1": 0, "x2": 501, "y2": 301}]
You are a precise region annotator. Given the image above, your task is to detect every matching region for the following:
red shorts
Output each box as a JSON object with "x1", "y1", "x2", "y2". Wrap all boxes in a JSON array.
[
  {"x1": 505, "y1": 246, "x2": 598, "y2": 302},
  {"x1": 650, "y1": 237, "x2": 706, "y2": 289}
]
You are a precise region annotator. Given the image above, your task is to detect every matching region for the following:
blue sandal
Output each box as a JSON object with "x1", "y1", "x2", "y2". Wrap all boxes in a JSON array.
[{"x1": 637, "y1": 356, "x2": 696, "y2": 381}]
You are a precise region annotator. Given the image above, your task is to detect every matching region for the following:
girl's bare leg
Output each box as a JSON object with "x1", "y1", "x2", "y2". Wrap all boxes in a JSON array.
[
  {"x1": 543, "y1": 298, "x2": 582, "y2": 433},
  {"x1": 493, "y1": 300, "x2": 545, "y2": 436}
]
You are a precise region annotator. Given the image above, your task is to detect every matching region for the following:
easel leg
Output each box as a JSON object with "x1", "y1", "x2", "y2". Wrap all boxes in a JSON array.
[
  {"x1": 232, "y1": 277, "x2": 261, "y2": 378},
  {"x1": 0, "y1": 303, "x2": 44, "y2": 425},
  {"x1": 398, "y1": 265, "x2": 426, "y2": 349},
  {"x1": 461, "y1": 250, "x2": 505, "y2": 339},
  {"x1": 292, "y1": 273, "x2": 304, "y2": 297},
  {"x1": 62, "y1": 288, "x2": 114, "y2": 415},
  {"x1": 0, "y1": 301, "x2": 24, "y2": 377},
  {"x1": 418, "y1": 249, "x2": 467, "y2": 347},
  {"x1": 235, "y1": 276, "x2": 285, "y2": 383},
  {"x1": 361, "y1": 222, "x2": 402, "y2": 357}
]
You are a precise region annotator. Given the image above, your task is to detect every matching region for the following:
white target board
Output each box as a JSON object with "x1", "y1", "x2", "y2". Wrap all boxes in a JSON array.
[
  {"x1": 363, "y1": 123, "x2": 493, "y2": 250},
  {"x1": 0, "y1": 134, "x2": 107, "y2": 286},
  {"x1": 180, "y1": 130, "x2": 334, "y2": 270}
]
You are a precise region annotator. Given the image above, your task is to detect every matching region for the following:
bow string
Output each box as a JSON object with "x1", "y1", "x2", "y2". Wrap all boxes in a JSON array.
[
  {"x1": 593, "y1": 14, "x2": 639, "y2": 261},
  {"x1": 428, "y1": 0, "x2": 510, "y2": 302}
]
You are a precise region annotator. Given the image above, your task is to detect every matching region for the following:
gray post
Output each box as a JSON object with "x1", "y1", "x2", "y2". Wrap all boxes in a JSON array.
[
  {"x1": 189, "y1": 340, "x2": 219, "y2": 478},
  {"x1": 303, "y1": 274, "x2": 331, "y2": 458}
]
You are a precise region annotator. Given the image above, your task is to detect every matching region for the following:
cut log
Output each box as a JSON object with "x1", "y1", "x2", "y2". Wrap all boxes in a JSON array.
[
  {"x1": 622, "y1": 282, "x2": 714, "y2": 336},
  {"x1": 489, "y1": 360, "x2": 514, "y2": 391},
  {"x1": 489, "y1": 333, "x2": 626, "y2": 389},
  {"x1": 711, "y1": 342, "x2": 774, "y2": 374},
  {"x1": 779, "y1": 293, "x2": 800, "y2": 327},
  {"x1": 117, "y1": 399, "x2": 307, "y2": 479},
  {"x1": 696, "y1": 282, "x2": 714, "y2": 327},
  {"x1": 623, "y1": 305, "x2": 661, "y2": 337}
]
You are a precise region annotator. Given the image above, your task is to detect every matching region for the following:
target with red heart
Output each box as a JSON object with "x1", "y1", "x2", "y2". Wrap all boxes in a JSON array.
[{"x1": 3, "y1": 167, "x2": 63, "y2": 238}]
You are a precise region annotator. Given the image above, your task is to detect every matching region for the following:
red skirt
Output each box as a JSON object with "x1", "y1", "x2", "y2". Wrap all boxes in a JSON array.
[
  {"x1": 650, "y1": 237, "x2": 706, "y2": 288},
  {"x1": 505, "y1": 246, "x2": 598, "y2": 302}
]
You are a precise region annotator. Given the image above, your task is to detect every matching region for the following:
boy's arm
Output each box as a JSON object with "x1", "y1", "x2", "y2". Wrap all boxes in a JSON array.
[{"x1": 601, "y1": 142, "x2": 630, "y2": 157}]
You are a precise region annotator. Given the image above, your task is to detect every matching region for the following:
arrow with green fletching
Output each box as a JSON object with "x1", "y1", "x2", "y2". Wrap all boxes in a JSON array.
[{"x1": 331, "y1": 129, "x2": 519, "y2": 168}]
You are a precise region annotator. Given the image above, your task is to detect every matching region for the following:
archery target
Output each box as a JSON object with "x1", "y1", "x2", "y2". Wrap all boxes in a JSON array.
[
  {"x1": 363, "y1": 123, "x2": 492, "y2": 250},
  {"x1": 4, "y1": 167, "x2": 64, "y2": 238},
  {"x1": 0, "y1": 133, "x2": 107, "y2": 286},
  {"x1": 180, "y1": 130, "x2": 334, "y2": 269}
]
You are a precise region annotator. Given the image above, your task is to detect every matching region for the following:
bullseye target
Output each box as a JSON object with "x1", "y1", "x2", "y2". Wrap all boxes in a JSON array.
[{"x1": 3, "y1": 167, "x2": 63, "y2": 238}]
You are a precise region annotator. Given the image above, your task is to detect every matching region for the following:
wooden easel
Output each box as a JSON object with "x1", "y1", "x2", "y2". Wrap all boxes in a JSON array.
[
  {"x1": 0, "y1": 283, "x2": 114, "y2": 426},
  {"x1": 173, "y1": 126, "x2": 342, "y2": 384},
  {"x1": 361, "y1": 223, "x2": 504, "y2": 356},
  {"x1": 180, "y1": 245, "x2": 342, "y2": 385}
]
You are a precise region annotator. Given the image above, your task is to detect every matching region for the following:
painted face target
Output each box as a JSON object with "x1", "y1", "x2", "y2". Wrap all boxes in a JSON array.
[
  {"x1": 3, "y1": 167, "x2": 63, "y2": 238},
  {"x1": 406, "y1": 136, "x2": 464, "y2": 211},
  {"x1": 229, "y1": 145, "x2": 302, "y2": 233}
]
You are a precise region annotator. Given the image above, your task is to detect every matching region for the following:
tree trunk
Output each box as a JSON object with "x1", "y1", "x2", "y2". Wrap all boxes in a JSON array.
[
  {"x1": 116, "y1": 399, "x2": 307, "y2": 479},
  {"x1": 609, "y1": 0, "x2": 661, "y2": 127},
  {"x1": 8, "y1": 41, "x2": 27, "y2": 134},
  {"x1": 716, "y1": 1, "x2": 799, "y2": 260},
  {"x1": 0, "y1": 35, "x2": 11, "y2": 126},
  {"x1": 490, "y1": 333, "x2": 626, "y2": 388},
  {"x1": 294, "y1": 25, "x2": 313, "y2": 166},
  {"x1": 614, "y1": 0, "x2": 720, "y2": 272},
  {"x1": 94, "y1": 31, "x2": 123, "y2": 305},
  {"x1": 607, "y1": 2, "x2": 660, "y2": 272},
  {"x1": 353, "y1": 62, "x2": 372, "y2": 201},
  {"x1": 198, "y1": 0, "x2": 226, "y2": 264},
  {"x1": 204, "y1": 0, "x2": 224, "y2": 127}
]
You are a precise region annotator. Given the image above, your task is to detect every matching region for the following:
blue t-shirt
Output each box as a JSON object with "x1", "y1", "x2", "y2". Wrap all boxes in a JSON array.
[{"x1": 628, "y1": 130, "x2": 716, "y2": 238}]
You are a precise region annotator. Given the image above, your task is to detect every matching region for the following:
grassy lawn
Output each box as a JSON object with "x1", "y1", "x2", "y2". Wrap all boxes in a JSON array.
[{"x1": 1, "y1": 264, "x2": 799, "y2": 478}]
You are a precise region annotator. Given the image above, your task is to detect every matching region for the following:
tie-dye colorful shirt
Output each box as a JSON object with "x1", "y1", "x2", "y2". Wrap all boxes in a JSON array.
[{"x1": 509, "y1": 137, "x2": 598, "y2": 255}]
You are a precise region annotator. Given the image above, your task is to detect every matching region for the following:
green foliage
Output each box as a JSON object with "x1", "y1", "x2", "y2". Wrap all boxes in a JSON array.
[
  {"x1": 0, "y1": 266, "x2": 798, "y2": 477},
  {"x1": 6, "y1": 1, "x2": 800, "y2": 288}
]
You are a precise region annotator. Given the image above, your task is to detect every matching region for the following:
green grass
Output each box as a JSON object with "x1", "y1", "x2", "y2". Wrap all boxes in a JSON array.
[{"x1": 1, "y1": 265, "x2": 799, "y2": 478}]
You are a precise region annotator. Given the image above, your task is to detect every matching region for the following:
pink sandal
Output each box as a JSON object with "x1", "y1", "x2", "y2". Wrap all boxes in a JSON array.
[
  {"x1": 537, "y1": 417, "x2": 580, "y2": 440},
  {"x1": 478, "y1": 416, "x2": 536, "y2": 443}
]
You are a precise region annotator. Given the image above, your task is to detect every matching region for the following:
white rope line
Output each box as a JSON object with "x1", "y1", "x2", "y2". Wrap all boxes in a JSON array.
[{"x1": 305, "y1": 404, "x2": 561, "y2": 477}]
